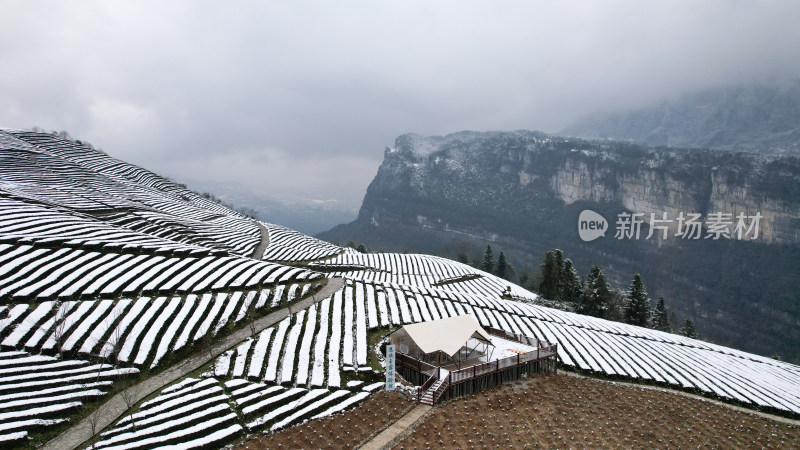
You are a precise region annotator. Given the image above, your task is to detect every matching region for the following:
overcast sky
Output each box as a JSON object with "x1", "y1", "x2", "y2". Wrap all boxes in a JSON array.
[{"x1": 2, "y1": 1, "x2": 800, "y2": 211}]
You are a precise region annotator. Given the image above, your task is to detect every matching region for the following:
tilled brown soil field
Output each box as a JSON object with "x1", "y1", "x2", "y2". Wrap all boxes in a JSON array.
[
  {"x1": 395, "y1": 373, "x2": 800, "y2": 449},
  {"x1": 234, "y1": 373, "x2": 800, "y2": 449},
  {"x1": 233, "y1": 391, "x2": 416, "y2": 449}
]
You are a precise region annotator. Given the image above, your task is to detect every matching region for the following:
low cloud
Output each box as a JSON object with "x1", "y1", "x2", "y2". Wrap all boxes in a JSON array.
[{"x1": 2, "y1": 1, "x2": 799, "y2": 208}]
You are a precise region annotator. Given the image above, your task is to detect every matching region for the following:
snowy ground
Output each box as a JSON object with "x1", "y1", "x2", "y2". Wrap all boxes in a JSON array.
[{"x1": 487, "y1": 336, "x2": 537, "y2": 361}]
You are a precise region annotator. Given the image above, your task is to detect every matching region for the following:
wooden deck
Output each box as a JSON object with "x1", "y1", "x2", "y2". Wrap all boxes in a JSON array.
[{"x1": 394, "y1": 327, "x2": 558, "y2": 405}]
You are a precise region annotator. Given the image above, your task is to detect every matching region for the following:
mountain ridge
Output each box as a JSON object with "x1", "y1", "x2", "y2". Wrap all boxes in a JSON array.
[
  {"x1": 562, "y1": 81, "x2": 800, "y2": 155},
  {"x1": 318, "y1": 130, "x2": 800, "y2": 360}
]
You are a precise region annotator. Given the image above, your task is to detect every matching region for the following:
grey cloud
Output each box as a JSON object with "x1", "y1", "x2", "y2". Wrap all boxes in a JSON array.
[{"x1": 2, "y1": 1, "x2": 800, "y2": 210}]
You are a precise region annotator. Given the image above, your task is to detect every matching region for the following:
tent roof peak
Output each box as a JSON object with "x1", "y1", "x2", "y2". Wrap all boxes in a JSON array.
[{"x1": 392, "y1": 314, "x2": 493, "y2": 357}]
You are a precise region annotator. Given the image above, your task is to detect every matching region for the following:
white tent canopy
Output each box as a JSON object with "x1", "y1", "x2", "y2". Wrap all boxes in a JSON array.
[{"x1": 391, "y1": 314, "x2": 493, "y2": 358}]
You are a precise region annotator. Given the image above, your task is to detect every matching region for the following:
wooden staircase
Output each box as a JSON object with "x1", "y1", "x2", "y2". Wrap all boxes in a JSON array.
[{"x1": 419, "y1": 378, "x2": 445, "y2": 405}]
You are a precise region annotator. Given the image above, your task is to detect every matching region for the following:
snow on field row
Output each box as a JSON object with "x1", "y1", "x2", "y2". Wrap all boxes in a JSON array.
[
  {"x1": 209, "y1": 273, "x2": 800, "y2": 416},
  {"x1": 0, "y1": 240, "x2": 321, "y2": 303},
  {"x1": 211, "y1": 282, "x2": 382, "y2": 389},
  {"x1": 94, "y1": 376, "x2": 372, "y2": 449},
  {"x1": 0, "y1": 282, "x2": 323, "y2": 371},
  {"x1": 239, "y1": 385, "x2": 359, "y2": 431},
  {"x1": 0, "y1": 197, "x2": 211, "y2": 257},
  {"x1": 2, "y1": 131, "x2": 262, "y2": 257},
  {"x1": 0, "y1": 350, "x2": 137, "y2": 440},
  {"x1": 261, "y1": 223, "x2": 347, "y2": 262}
]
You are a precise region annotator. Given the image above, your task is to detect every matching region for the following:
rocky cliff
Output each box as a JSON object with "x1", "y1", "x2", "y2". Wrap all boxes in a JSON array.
[
  {"x1": 548, "y1": 149, "x2": 800, "y2": 244},
  {"x1": 359, "y1": 131, "x2": 800, "y2": 244},
  {"x1": 319, "y1": 131, "x2": 800, "y2": 360}
]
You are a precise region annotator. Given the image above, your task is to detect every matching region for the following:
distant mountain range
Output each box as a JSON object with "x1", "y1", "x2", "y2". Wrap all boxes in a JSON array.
[
  {"x1": 318, "y1": 130, "x2": 800, "y2": 360},
  {"x1": 562, "y1": 81, "x2": 800, "y2": 155}
]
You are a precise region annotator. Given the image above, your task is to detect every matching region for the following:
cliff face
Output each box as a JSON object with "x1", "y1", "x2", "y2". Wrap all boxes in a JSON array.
[
  {"x1": 362, "y1": 131, "x2": 800, "y2": 244},
  {"x1": 549, "y1": 154, "x2": 800, "y2": 244},
  {"x1": 319, "y1": 131, "x2": 800, "y2": 359}
]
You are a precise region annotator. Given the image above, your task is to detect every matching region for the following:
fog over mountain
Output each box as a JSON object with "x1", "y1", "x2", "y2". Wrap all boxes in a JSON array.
[
  {"x1": 183, "y1": 178, "x2": 357, "y2": 236},
  {"x1": 2, "y1": 1, "x2": 800, "y2": 215},
  {"x1": 563, "y1": 81, "x2": 800, "y2": 155}
]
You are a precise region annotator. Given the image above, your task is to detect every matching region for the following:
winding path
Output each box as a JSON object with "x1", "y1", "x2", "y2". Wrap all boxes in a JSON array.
[
  {"x1": 43, "y1": 277, "x2": 345, "y2": 450},
  {"x1": 358, "y1": 404, "x2": 433, "y2": 449},
  {"x1": 251, "y1": 221, "x2": 270, "y2": 260}
]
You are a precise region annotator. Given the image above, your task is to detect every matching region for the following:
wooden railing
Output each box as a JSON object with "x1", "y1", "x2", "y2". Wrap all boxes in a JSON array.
[
  {"x1": 432, "y1": 373, "x2": 451, "y2": 404},
  {"x1": 449, "y1": 328, "x2": 558, "y2": 384},
  {"x1": 396, "y1": 351, "x2": 437, "y2": 375},
  {"x1": 448, "y1": 343, "x2": 556, "y2": 383},
  {"x1": 395, "y1": 328, "x2": 558, "y2": 405},
  {"x1": 417, "y1": 367, "x2": 440, "y2": 402}
]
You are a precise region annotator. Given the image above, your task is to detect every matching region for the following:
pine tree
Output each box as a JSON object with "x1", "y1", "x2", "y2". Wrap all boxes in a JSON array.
[
  {"x1": 495, "y1": 251, "x2": 508, "y2": 279},
  {"x1": 537, "y1": 251, "x2": 558, "y2": 299},
  {"x1": 559, "y1": 258, "x2": 582, "y2": 303},
  {"x1": 625, "y1": 273, "x2": 652, "y2": 327},
  {"x1": 680, "y1": 318, "x2": 698, "y2": 339},
  {"x1": 481, "y1": 245, "x2": 494, "y2": 273},
  {"x1": 581, "y1": 265, "x2": 612, "y2": 318},
  {"x1": 553, "y1": 249, "x2": 564, "y2": 296},
  {"x1": 652, "y1": 296, "x2": 670, "y2": 331}
]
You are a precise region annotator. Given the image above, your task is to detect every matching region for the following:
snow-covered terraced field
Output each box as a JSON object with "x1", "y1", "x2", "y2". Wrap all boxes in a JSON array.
[
  {"x1": 102, "y1": 210, "x2": 260, "y2": 257},
  {"x1": 2, "y1": 131, "x2": 236, "y2": 221},
  {"x1": 310, "y1": 252, "x2": 532, "y2": 299},
  {"x1": 90, "y1": 377, "x2": 373, "y2": 449},
  {"x1": 1, "y1": 128, "x2": 798, "y2": 448},
  {"x1": 214, "y1": 272, "x2": 800, "y2": 417},
  {"x1": 0, "y1": 238, "x2": 320, "y2": 303},
  {"x1": 0, "y1": 196, "x2": 214, "y2": 257},
  {"x1": 217, "y1": 281, "x2": 389, "y2": 391},
  {"x1": 0, "y1": 350, "x2": 138, "y2": 445},
  {"x1": 91, "y1": 378, "x2": 241, "y2": 449},
  {"x1": 261, "y1": 223, "x2": 352, "y2": 262},
  {"x1": 1, "y1": 131, "x2": 260, "y2": 257},
  {"x1": 0, "y1": 282, "x2": 324, "y2": 370}
]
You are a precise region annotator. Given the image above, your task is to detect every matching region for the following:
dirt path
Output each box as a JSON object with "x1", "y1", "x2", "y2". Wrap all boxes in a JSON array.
[
  {"x1": 251, "y1": 221, "x2": 270, "y2": 259},
  {"x1": 357, "y1": 404, "x2": 432, "y2": 450},
  {"x1": 42, "y1": 277, "x2": 345, "y2": 450}
]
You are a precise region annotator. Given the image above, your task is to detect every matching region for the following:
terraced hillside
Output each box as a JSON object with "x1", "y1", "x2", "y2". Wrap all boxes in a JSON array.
[{"x1": 0, "y1": 129, "x2": 798, "y2": 448}]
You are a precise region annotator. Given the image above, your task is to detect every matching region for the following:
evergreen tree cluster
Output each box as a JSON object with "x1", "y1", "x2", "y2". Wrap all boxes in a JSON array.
[
  {"x1": 449, "y1": 244, "x2": 697, "y2": 339},
  {"x1": 476, "y1": 245, "x2": 515, "y2": 281},
  {"x1": 534, "y1": 248, "x2": 698, "y2": 339},
  {"x1": 537, "y1": 249, "x2": 581, "y2": 303},
  {"x1": 343, "y1": 241, "x2": 370, "y2": 253}
]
